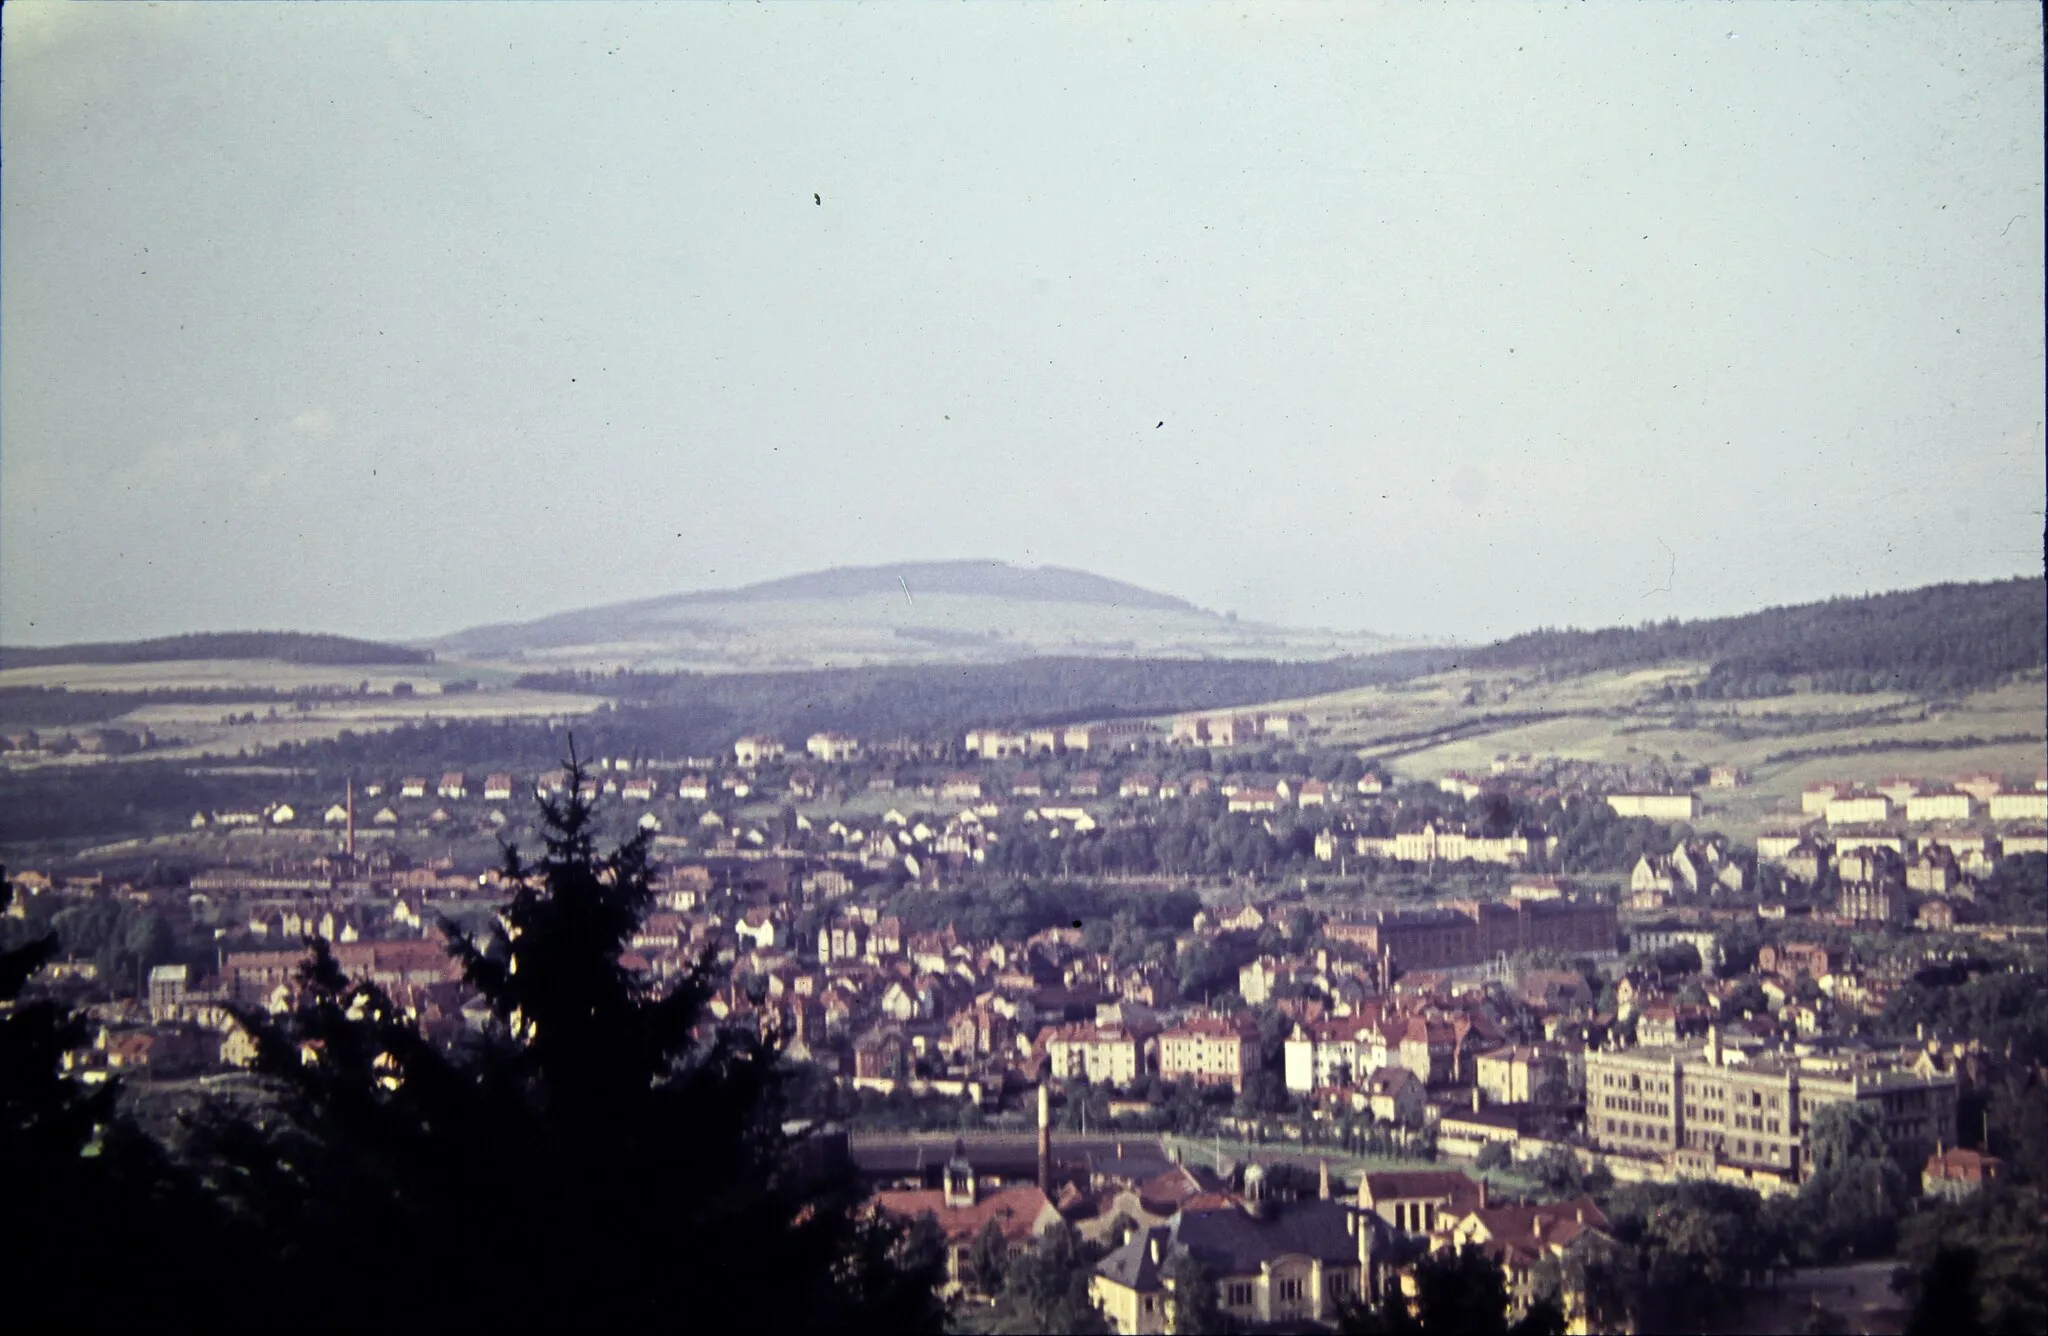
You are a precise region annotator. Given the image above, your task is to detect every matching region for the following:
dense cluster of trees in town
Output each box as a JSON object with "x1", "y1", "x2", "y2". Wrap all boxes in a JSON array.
[
  {"x1": 1470, "y1": 577, "x2": 2045, "y2": 694},
  {"x1": 920, "y1": 785, "x2": 1682, "y2": 885},
  {"x1": 0, "y1": 767, "x2": 948, "y2": 1329},
  {"x1": 1512, "y1": 1091, "x2": 2048, "y2": 1336},
  {"x1": 1897, "y1": 1180, "x2": 2048, "y2": 1335},
  {"x1": 878, "y1": 879, "x2": 1204, "y2": 948},
  {"x1": 277, "y1": 715, "x2": 594, "y2": 772},
  {"x1": 0, "y1": 891, "x2": 207, "y2": 998},
  {"x1": 0, "y1": 763, "x2": 279, "y2": 846},
  {"x1": 982, "y1": 1223, "x2": 1115, "y2": 1333},
  {"x1": 1951, "y1": 853, "x2": 2046, "y2": 925},
  {"x1": 1881, "y1": 962, "x2": 2048, "y2": 1067},
  {"x1": 0, "y1": 631, "x2": 432, "y2": 669},
  {"x1": 0, "y1": 759, "x2": 427, "y2": 850},
  {"x1": 1339, "y1": 1244, "x2": 1565, "y2": 1335},
  {"x1": 1888, "y1": 1070, "x2": 2048, "y2": 1336},
  {"x1": 1515, "y1": 1110, "x2": 1902, "y2": 1333},
  {"x1": 982, "y1": 806, "x2": 1319, "y2": 880}
]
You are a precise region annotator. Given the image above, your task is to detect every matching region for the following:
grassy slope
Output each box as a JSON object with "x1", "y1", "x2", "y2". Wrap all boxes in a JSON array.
[{"x1": 1238, "y1": 665, "x2": 2046, "y2": 840}]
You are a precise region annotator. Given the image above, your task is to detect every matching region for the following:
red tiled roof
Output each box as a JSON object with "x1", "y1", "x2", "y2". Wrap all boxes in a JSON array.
[
  {"x1": 1924, "y1": 1147, "x2": 2002, "y2": 1184},
  {"x1": 872, "y1": 1183, "x2": 1056, "y2": 1245}
]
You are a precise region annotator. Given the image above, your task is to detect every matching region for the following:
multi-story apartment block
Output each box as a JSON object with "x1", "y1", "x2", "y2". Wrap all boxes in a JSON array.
[
  {"x1": 1202, "y1": 715, "x2": 1263, "y2": 747},
  {"x1": 1825, "y1": 794, "x2": 1892, "y2": 826},
  {"x1": 1917, "y1": 830, "x2": 2000, "y2": 873},
  {"x1": 1474, "y1": 1045, "x2": 1569, "y2": 1106},
  {"x1": 1837, "y1": 880, "x2": 1902, "y2": 925},
  {"x1": 1989, "y1": 791, "x2": 2048, "y2": 823},
  {"x1": 1349, "y1": 822, "x2": 1556, "y2": 867},
  {"x1": 1284, "y1": 1017, "x2": 1378, "y2": 1094},
  {"x1": 1628, "y1": 922, "x2": 1724, "y2": 973},
  {"x1": 1045, "y1": 1023, "x2": 1148, "y2": 1087},
  {"x1": 1284, "y1": 1015, "x2": 1458, "y2": 1093},
  {"x1": 1261, "y1": 712, "x2": 1311, "y2": 738},
  {"x1": 1833, "y1": 830, "x2": 1907, "y2": 858},
  {"x1": 1904, "y1": 791, "x2": 1973, "y2": 823},
  {"x1": 964, "y1": 728, "x2": 1029, "y2": 760},
  {"x1": 1607, "y1": 793, "x2": 1700, "y2": 821},
  {"x1": 1904, "y1": 852, "x2": 1961, "y2": 895},
  {"x1": 1062, "y1": 720, "x2": 1154, "y2": 753},
  {"x1": 1754, "y1": 831, "x2": 1804, "y2": 862},
  {"x1": 1158, "y1": 1017, "x2": 1255, "y2": 1092},
  {"x1": 805, "y1": 731, "x2": 861, "y2": 763},
  {"x1": 1326, "y1": 897, "x2": 1616, "y2": 972},
  {"x1": 1757, "y1": 942, "x2": 1837, "y2": 979},
  {"x1": 1584, "y1": 1033, "x2": 1954, "y2": 1184}
]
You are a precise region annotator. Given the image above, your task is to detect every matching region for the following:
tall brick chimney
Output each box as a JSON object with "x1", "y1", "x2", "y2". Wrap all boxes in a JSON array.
[{"x1": 1037, "y1": 1082, "x2": 1052, "y2": 1196}]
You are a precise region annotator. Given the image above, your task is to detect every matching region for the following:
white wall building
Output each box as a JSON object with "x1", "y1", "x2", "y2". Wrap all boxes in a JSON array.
[
  {"x1": 1607, "y1": 793, "x2": 1700, "y2": 821},
  {"x1": 1826, "y1": 795, "x2": 1893, "y2": 826}
]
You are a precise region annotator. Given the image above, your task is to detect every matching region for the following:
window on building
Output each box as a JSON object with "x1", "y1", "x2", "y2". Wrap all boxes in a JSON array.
[
  {"x1": 1278, "y1": 1278, "x2": 1304, "y2": 1303},
  {"x1": 1227, "y1": 1282, "x2": 1254, "y2": 1307}
]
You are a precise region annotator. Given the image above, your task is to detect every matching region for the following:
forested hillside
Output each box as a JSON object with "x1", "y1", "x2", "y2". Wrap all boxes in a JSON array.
[
  {"x1": 1467, "y1": 577, "x2": 2045, "y2": 694},
  {"x1": 0, "y1": 632, "x2": 432, "y2": 669},
  {"x1": 517, "y1": 648, "x2": 1455, "y2": 746}
]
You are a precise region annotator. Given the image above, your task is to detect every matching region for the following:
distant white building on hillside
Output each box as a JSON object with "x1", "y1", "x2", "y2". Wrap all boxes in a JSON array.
[
  {"x1": 806, "y1": 732, "x2": 862, "y2": 763},
  {"x1": 1826, "y1": 794, "x2": 1892, "y2": 826},
  {"x1": 1607, "y1": 793, "x2": 1699, "y2": 821}
]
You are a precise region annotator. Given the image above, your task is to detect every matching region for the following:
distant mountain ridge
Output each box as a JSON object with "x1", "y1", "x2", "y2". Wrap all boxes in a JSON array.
[
  {"x1": 665, "y1": 561, "x2": 1201, "y2": 612},
  {"x1": 0, "y1": 632, "x2": 431, "y2": 670},
  {"x1": 432, "y1": 559, "x2": 1390, "y2": 671}
]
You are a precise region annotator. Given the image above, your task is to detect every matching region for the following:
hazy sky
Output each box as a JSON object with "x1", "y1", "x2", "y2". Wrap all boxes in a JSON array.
[{"x1": 3, "y1": 2, "x2": 2042, "y2": 647}]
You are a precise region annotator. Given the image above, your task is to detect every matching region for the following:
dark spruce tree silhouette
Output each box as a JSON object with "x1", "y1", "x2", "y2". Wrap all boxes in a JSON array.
[
  {"x1": 1, "y1": 869, "x2": 219, "y2": 1324},
  {"x1": 0, "y1": 866, "x2": 112, "y2": 1183},
  {"x1": 185, "y1": 757, "x2": 945, "y2": 1329},
  {"x1": 1338, "y1": 1243, "x2": 1566, "y2": 1336}
]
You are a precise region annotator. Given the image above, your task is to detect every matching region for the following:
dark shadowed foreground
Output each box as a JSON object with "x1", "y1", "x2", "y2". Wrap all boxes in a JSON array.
[{"x1": 0, "y1": 760, "x2": 945, "y2": 1330}]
